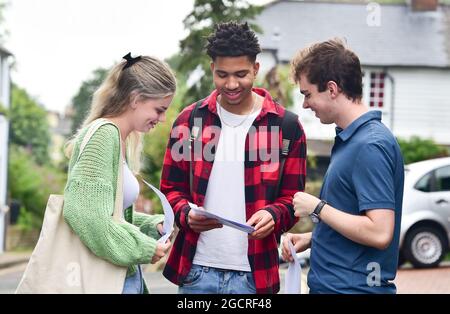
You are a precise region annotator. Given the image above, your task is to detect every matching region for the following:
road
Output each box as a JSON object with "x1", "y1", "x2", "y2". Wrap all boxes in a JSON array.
[
  {"x1": 1, "y1": 262, "x2": 449, "y2": 294},
  {"x1": 0, "y1": 263, "x2": 306, "y2": 294}
]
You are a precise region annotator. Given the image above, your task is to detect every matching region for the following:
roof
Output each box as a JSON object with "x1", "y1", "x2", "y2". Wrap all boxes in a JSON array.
[
  {"x1": 0, "y1": 46, "x2": 13, "y2": 57},
  {"x1": 256, "y1": 0, "x2": 450, "y2": 68}
]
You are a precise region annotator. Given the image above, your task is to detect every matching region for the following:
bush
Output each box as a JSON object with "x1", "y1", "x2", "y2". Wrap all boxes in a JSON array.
[
  {"x1": 8, "y1": 145, "x2": 67, "y2": 231},
  {"x1": 397, "y1": 136, "x2": 449, "y2": 165}
]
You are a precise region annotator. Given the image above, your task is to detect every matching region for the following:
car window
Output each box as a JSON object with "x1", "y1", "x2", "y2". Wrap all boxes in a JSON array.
[
  {"x1": 415, "y1": 172, "x2": 432, "y2": 192},
  {"x1": 435, "y1": 166, "x2": 450, "y2": 192}
]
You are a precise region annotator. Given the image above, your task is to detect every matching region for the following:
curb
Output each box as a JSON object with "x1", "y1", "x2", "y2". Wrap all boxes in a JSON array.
[{"x1": 0, "y1": 253, "x2": 30, "y2": 270}]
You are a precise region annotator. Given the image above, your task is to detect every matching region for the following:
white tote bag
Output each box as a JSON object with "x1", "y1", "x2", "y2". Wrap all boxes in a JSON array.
[{"x1": 16, "y1": 119, "x2": 128, "y2": 294}]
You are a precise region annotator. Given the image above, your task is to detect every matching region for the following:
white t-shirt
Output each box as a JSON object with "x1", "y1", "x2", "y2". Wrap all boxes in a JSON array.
[{"x1": 192, "y1": 102, "x2": 261, "y2": 271}]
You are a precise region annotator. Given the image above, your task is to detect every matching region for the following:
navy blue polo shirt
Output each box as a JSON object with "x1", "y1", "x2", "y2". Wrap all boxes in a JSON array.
[{"x1": 308, "y1": 110, "x2": 404, "y2": 294}]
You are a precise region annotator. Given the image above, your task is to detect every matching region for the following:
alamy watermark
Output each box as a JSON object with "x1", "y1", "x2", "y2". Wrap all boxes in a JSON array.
[
  {"x1": 366, "y1": 2, "x2": 381, "y2": 27},
  {"x1": 66, "y1": 262, "x2": 81, "y2": 287},
  {"x1": 366, "y1": 262, "x2": 381, "y2": 287},
  {"x1": 170, "y1": 120, "x2": 281, "y2": 172}
]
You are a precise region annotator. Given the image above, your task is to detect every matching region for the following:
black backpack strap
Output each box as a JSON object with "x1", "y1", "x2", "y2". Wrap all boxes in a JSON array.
[
  {"x1": 188, "y1": 99, "x2": 206, "y2": 196},
  {"x1": 274, "y1": 110, "x2": 299, "y2": 200}
]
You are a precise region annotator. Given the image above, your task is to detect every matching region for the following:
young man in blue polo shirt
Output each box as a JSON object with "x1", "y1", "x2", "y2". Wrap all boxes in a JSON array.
[{"x1": 282, "y1": 39, "x2": 404, "y2": 293}]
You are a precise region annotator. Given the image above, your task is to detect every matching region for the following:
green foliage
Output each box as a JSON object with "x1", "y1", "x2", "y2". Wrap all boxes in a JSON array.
[
  {"x1": 177, "y1": 0, "x2": 263, "y2": 106},
  {"x1": 8, "y1": 145, "x2": 67, "y2": 230},
  {"x1": 10, "y1": 84, "x2": 50, "y2": 165},
  {"x1": 397, "y1": 136, "x2": 449, "y2": 165},
  {"x1": 0, "y1": 101, "x2": 8, "y2": 117},
  {"x1": 308, "y1": 153, "x2": 317, "y2": 170},
  {"x1": 258, "y1": 64, "x2": 294, "y2": 108},
  {"x1": 140, "y1": 81, "x2": 188, "y2": 214},
  {"x1": 71, "y1": 68, "x2": 108, "y2": 133}
]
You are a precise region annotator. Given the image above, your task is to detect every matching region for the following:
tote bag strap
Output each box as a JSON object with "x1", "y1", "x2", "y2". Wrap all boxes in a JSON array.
[{"x1": 76, "y1": 118, "x2": 124, "y2": 221}]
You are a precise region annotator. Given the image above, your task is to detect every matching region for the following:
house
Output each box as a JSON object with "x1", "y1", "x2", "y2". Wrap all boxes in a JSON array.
[
  {"x1": 255, "y1": 0, "x2": 450, "y2": 162},
  {"x1": 47, "y1": 108, "x2": 72, "y2": 165},
  {"x1": 0, "y1": 46, "x2": 13, "y2": 254}
]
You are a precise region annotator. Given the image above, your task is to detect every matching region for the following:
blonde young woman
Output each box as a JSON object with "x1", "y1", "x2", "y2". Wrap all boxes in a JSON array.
[{"x1": 64, "y1": 53, "x2": 176, "y2": 294}]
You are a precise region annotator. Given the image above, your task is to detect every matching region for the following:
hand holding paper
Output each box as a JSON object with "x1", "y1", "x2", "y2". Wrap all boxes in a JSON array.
[
  {"x1": 151, "y1": 240, "x2": 171, "y2": 264},
  {"x1": 188, "y1": 202, "x2": 255, "y2": 234},
  {"x1": 281, "y1": 233, "x2": 311, "y2": 263},
  {"x1": 284, "y1": 240, "x2": 302, "y2": 294},
  {"x1": 187, "y1": 205, "x2": 223, "y2": 233},
  {"x1": 247, "y1": 210, "x2": 275, "y2": 239}
]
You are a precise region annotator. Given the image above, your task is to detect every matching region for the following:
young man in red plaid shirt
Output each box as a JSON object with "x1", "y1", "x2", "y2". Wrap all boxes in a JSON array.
[{"x1": 161, "y1": 22, "x2": 307, "y2": 294}]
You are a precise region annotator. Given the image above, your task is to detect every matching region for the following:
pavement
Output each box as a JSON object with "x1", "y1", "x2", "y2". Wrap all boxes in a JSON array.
[
  {"x1": 0, "y1": 252, "x2": 31, "y2": 269},
  {"x1": 394, "y1": 262, "x2": 450, "y2": 294},
  {"x1": 1, "y1": 252, "x2": 450, "y2": 294},
  {"x1": 0, "y1": 252, "x2": 308, "y2": 294}
]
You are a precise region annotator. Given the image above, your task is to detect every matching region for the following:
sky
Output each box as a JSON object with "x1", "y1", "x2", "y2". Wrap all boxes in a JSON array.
[{"x1": 4, "y1": 0, "x2": 271, "y2": 113}]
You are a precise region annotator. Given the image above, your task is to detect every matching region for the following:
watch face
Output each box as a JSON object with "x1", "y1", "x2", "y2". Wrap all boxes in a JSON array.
[{"x1": 310, "y1": 214, "x2": 319, "y2": 224}]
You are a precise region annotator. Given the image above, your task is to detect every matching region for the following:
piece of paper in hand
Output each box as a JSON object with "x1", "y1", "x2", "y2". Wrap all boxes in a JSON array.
[
  {"x1": 142, "y1": 180, "x2": 174, "y2": 243},
  {"x1": 284, "y1": 240, "x2": 302, "y2": 294},
  {"x1": 188, "y1": 202, "x2": 255, "y2": 234}
]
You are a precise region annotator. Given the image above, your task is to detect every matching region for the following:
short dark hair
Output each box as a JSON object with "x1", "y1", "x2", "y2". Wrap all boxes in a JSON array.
[
  {"x1": 291, "y1": 38, "x2": 363, "y2": 102},
  {"x1": 206, "y1": 21, "x2": 261, "y2": 62}
]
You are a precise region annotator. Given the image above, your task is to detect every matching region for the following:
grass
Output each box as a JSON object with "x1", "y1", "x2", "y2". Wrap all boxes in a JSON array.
[{"x1": 445, "y1": 252, "x2": 450, "y2": 262}]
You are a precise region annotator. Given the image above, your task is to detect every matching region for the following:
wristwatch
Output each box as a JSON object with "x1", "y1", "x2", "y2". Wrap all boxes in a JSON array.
[{"x1": 310, "y1": 200, "x2": 327, "y2": 224}]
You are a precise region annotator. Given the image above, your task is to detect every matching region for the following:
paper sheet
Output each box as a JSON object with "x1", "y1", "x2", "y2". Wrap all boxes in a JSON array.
[
  {"x1": 188, "y1": 202, "x2": 255, "y2": 234},
  {"x1": 142, "y1": 180, "x2": 174, "y2": 243},
  {"x1": 284, "y1": 240, "x2": 302, "y2": 294}
]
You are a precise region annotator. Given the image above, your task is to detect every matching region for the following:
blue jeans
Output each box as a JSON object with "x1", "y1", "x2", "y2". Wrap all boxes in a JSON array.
[
  {"x1": 178, "y1": 264, "x2": 256, "y2": 294},
  {"x1": 122, "y1": 265, "x2": 143, "y2": 294}
]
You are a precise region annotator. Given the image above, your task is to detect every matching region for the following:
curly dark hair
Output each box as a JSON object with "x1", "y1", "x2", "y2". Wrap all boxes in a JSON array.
[{"x1": 206, "y1": 21, "x2": 261, "y2": 62}]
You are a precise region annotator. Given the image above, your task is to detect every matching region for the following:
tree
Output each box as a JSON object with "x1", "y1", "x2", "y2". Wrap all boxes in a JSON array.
[
  {"x1": 71, "y1": 68, "x2": 108, "y2": 133},
  {"x1": 140, "y1": 77, "x2": 188, "y2": 214},
  {"x1": 10, "y1": 84, "x2": 50, "y2": 165},
  {"x1": 259, "y1": 64, "x2": 294, "y2": 108},
  {"x1": 177, "y1": 0, "x2": 263, "y2": 106}
]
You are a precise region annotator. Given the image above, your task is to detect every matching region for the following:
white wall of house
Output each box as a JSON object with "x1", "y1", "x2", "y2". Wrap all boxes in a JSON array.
[
  {"x1": 389, "y1": 67, "x2": 450, "y2": 145},
  {"x1": 257, "y1": 51, "x2": 277, "y2": 77},
  {"x1": 257, "y1": 50, "x2": 338, "y2": 140},
  {"x1": 292, "y1": 66, "x2": 396, "y2": 141},
  {"x1": 257, "y1": 50, "x2": 450, "y2": 146},
  {"x1": 284, "y1": 65, "x2": 450, "y2": 146},
  {"x1": 0, "y1": 53, "x2": 11, "y2": 253}
]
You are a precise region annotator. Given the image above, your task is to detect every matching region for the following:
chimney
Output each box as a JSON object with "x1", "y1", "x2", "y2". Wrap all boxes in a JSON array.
[{"x1": 411, "y1": 0, "x2": 439, "y2": 11}]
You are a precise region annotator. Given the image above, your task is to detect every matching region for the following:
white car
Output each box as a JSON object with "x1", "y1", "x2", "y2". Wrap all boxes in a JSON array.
[{"x1": 399, "y1": 157, "x2": 450, "y2": 268}]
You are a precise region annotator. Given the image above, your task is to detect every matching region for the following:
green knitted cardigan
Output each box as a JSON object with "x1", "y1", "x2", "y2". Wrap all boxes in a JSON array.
[{"x1": 63, "y1": 123, "x2": 164, "y2": 284}]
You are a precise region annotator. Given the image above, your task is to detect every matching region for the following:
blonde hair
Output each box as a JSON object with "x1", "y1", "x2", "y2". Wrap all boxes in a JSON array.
[{"x1": 65, "y1": 55, "x2": 176, "y2": 173}]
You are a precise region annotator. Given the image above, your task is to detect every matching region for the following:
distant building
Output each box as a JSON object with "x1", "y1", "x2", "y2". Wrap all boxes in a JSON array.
[
  {"x1": 47, "y1": 108, "x2": 72, "y2": 165},
  {"x1": 0, "y1": 46, "x2": 13, "y2": 253},
  {"x1": 256, "y1": 0, "x2": 450, "y2": 160}
]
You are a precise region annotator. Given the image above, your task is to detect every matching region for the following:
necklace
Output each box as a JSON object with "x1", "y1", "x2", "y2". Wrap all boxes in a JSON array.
[{"x1": 217, "y1": 98, "x2": 257, "y2": 128}]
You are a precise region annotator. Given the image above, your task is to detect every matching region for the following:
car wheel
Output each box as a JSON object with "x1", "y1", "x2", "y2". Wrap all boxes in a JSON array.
[{"x1": 404, "y1": 226, "x2": 447, "y2": 268}]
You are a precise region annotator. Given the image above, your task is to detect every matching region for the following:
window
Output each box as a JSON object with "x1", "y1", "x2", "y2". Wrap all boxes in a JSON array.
[
  {"x1": 415, "y1": 172, "x2": 432, "y2": 192},
  {"x1": 435, "y1": 166, "x2": 450, "y2": 192},
  {"x1": 369, "y1": 72, "x2": 385, "y2": 108}
]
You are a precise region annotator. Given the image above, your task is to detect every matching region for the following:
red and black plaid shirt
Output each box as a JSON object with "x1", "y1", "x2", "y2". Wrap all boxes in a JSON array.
[{"x1": 161, "y1": 88, "x2": 307, "y2": 294}]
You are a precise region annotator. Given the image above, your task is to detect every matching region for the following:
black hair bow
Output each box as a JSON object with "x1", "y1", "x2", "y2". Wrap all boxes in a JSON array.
[{"x1": 123, "y1": 52, "x2": 141, "y2": 69}]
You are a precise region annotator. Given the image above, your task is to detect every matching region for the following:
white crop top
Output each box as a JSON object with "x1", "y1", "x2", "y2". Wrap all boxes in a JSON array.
[{"x1": 122, "y1": 160, "x2": 140, "y2": 210}]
